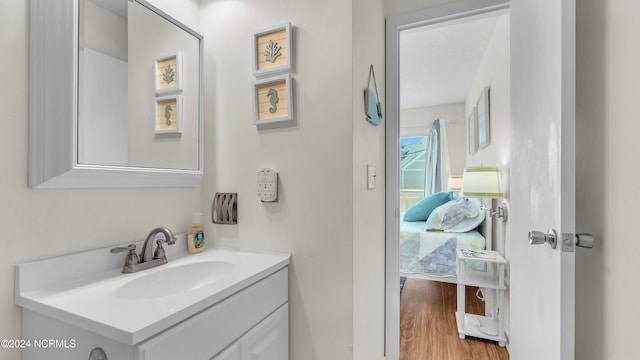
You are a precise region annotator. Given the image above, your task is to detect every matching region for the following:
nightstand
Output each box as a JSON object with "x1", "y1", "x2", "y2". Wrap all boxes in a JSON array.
[{"x1": 455, "y1": 248, "x2": 507, "y2": 347}]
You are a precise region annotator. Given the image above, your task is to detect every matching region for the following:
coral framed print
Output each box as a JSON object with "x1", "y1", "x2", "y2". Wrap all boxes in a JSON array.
[
  {"x1": 252, "y1": 74, "x2": 293, "y2": 125},
  {"x1": 155, "y1": 51, "x2": 182, "y2": 94},
  {"x1": 468, "y1": 106, "x2": 478, "y2": 155},
  {"x1": 476, "y1": 87, "x2": 491, "y2": 149},
  {"x1": 252, "y1": 23, "x2": 292, "y2": 77},
  {"x1": 154, "y1": 94, "x2": 182, "y2": 134}
]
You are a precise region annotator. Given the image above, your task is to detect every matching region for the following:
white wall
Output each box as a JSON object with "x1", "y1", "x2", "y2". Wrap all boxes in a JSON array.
[
  {"x1": 82, "y1": 0, "x2": 127, "y2": 61},
  {"x1": 199, "y1": 0, "x2": 356, "y2": 359},
  {"x1": 400, "y1": 103, "x2": 467, "y2": 175},
  {"x1": 576, "y1": 0, "x2": 640, "y2": 359},
  {"x1": 79, "y1": 48, "x2": 129, "y2": 166},
  {"x1": 464, "y1": 14, "x2": 510, "y2": 255},
  {"x1": 464, "y1": 11, "x2": 511, "y2": 338},
  {"x1": 352, "y1": 0, "x2": 386, "y2": 359},
  {"x1": 80, "y1": 1, "x2": 128, "y2": 166},
  {"x1": 0, "y1": 2, "x2": 201, "y2": 360}
]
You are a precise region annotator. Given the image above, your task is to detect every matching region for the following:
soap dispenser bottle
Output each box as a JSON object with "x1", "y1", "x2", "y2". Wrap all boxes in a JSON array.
[{"x1": 187, "y1": 213, "x2": 205, "y2": 254}]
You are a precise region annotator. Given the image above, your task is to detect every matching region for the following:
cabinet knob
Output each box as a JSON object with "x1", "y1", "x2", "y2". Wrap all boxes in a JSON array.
[{"x1": 88, "y1": 347, "x2": 107, "y2": 360}]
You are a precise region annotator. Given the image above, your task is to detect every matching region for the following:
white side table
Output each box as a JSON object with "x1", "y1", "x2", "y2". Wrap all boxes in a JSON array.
[{"x1": 455, "y1": 248, "x2": 507, "y2": 347}]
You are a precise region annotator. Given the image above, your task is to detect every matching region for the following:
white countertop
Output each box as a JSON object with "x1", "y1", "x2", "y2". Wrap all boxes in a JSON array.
[{"x1": 15, "y1": 238, "x2": 290, "y2": 345}]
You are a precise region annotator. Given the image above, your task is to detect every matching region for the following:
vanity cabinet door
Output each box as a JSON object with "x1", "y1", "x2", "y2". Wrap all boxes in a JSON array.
[
  {"x1": 137, "y1": 269, "x2": 287, "y2": 360},
  {"x1": 239, "y1": 304, "x2": 288, "y2": 360},
  {"x1": 211, "y1": 343, "x2": 239, "y2": 360}
]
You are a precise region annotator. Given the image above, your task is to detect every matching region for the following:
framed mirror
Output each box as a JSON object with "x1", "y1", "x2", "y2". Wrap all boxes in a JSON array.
[{"x1": 29, "y1": 0, "x2": 203, "y2": 188}]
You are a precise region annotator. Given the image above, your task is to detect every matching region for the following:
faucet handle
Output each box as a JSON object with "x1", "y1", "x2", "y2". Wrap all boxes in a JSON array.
[
  {"x1": 154, "y1": 239, "x2": 167, "y2": 260},
  {"x1": 111, "y1": 244, "x2": 139, "y2": 273},
  {"x1": 110, "y1": 244, "x2": 136, "y2": 253}
]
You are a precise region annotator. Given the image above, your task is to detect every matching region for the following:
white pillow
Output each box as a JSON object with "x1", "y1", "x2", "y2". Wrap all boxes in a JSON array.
[{"x1": 425, "y1": 198, "x2": 485, "y2": 233}]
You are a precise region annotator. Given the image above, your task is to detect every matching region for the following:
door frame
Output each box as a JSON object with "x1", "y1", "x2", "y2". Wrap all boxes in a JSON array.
[{"x1": 384, "y1": 0, "x2": 510, "y2": 357}]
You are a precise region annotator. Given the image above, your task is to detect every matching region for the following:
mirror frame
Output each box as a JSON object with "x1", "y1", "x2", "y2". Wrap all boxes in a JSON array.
[{"x1": 29, "y1": 0, "x2": 203, "y2": 188}]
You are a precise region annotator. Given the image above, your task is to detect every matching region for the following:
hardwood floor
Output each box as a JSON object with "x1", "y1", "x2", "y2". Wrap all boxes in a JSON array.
[{"x1": 400, "y1": 278, "x2": 509, "y2": 360}]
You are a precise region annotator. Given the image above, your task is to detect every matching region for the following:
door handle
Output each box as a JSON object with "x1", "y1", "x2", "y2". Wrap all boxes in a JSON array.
[
  {"x1": 528, "y1": 229, "x2": 557, "y2": 249},
  {"x1": 575, "y1": 233, "x2": 595, "y2": 248},
  {"x1": 529, "y1": 230, "x2": 595, "y2": 251}
]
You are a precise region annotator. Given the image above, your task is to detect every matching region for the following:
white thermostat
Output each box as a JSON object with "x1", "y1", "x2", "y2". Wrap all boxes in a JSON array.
[{"x1": 257, "y1": 168, "x2": 278, "y2": 202}]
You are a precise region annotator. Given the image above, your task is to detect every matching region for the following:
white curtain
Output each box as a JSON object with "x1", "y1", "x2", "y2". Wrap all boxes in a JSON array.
[
  {"x1": 423, "y1": 126, "x2": 438, "y2": 196},
  {"x1": 438, "y1": 119, "x2": 452, "y2": 190},
  {"x1": 423, "y1": 119, "x2": 452, "y2": 196}
]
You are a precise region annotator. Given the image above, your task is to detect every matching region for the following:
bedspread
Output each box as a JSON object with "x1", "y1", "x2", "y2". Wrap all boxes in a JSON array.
[{"x1": 400, "y1": 222, "x2": 486, "y2": 278}]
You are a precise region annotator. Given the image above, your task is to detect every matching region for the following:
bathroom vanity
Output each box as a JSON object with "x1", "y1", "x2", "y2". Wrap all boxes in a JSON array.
[{"x1": 15, "y1": 238, "x2": 290, "y2": 360}]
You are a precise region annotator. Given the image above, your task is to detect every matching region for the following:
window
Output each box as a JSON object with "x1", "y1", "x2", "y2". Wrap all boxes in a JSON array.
[
  {"x1": 400, "y1": 136, "x2": 426, "y2": 211},
  {"x1": 400, "y1": 136, "x2": 426, "y2": 190}
]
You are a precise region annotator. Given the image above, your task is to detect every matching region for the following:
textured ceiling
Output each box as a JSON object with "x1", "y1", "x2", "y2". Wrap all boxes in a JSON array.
[{"x1": 399, "y1": 15, "x2": 500, "y2": 110}]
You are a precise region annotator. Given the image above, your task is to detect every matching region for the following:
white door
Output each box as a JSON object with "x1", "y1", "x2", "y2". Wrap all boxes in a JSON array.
[{"x1": 509, "y1": 0, "x2": 577, "y2": 358}]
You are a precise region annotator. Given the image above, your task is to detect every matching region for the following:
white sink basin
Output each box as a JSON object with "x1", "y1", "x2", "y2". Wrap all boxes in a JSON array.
[
  {"x1": 16, "y1": 246, "x2": 290, "y2": 345},
  {"x1": 115, "y1": 261, "x2": 234, "y2": 299}
]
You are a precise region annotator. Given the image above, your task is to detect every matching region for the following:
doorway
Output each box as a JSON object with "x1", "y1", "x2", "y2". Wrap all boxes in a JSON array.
[{"x1": 385, "y1": 1, "x2": 510, "y2": 358}]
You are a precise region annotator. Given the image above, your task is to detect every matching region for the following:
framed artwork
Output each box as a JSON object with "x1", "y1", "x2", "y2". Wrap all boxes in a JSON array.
[
  {"x1": 252, "y1": 23, "x2": 292, "y2": 77},
  {"x1": 155, "y1": 51, "x2": 182, "y2": 93},
  {"x1": 477, "y1": 87, "x2": 491, "y2": 149},
  {"x1": 252, "y1": 74, "x2": 293, "y2": 125},
  {"x1": 468, "y1": 106, "x2": 478, "y2": 155},
  {"x1": 154, "y1": 94, "x2": 182, "y2": 134}
]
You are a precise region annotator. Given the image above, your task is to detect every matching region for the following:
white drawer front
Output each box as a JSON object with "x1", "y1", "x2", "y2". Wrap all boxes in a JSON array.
[{"x1": 138, "y1": 267, "x2": 288, "y2": 360}]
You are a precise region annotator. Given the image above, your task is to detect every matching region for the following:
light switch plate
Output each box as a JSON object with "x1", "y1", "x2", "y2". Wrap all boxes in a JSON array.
[{"x1": 367, "y1": 165, "x2": 376, "y2": 190}]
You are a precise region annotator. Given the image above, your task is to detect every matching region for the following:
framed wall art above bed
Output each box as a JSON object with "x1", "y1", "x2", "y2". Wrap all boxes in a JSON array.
[
  {"x1": 468, "y1": 107, "x2": 478, "y2": 155},
  {"x1": 476, "y1": 87, "x2": 491, "y2": 149}
]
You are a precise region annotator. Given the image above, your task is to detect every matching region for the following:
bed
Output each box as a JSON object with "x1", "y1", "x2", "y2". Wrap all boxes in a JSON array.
[{"x1": 400, "y1": 197, "x2": 490, "y2": 283}]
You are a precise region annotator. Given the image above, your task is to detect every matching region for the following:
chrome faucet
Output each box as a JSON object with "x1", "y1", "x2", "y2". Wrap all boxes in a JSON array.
[
  {"x1": 140, "y1": 227, "x2": 176, "y2": 262},
  {"x1": 111, "y1": 227, "x2": 176, "y2": 273}
]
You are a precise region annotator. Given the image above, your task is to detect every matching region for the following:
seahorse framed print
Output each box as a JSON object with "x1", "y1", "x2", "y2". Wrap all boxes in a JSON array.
[
  {"x1": 155, "y1": 51, "x2": 182, "y2": 94},
  {"x1": 252, "y1": 23, "x2": 292, "y2": 77},
  {"x1": 252, "y1": 74, "x2": 293, "y2": 125},
  {"x1": 154, "y1": 94, "x2": 183, "y2": 134}
]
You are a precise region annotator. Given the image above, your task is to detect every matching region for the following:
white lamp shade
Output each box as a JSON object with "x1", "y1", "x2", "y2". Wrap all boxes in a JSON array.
[
  {"x1": 461, "y1": 166, "x2": 503, "y2": 198},
  {"x1": 447, "y1": 175, "x2": 463, "y2": 192}
]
